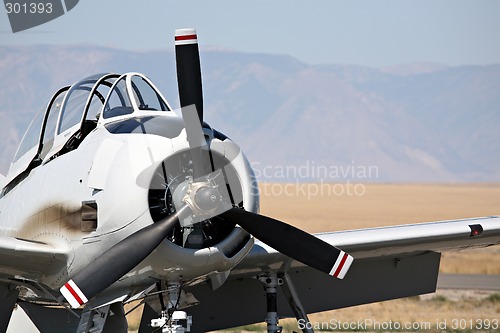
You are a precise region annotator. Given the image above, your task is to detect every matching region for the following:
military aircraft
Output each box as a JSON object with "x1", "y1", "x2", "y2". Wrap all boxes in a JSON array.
[{"x1": 1, "y1": 29, "x2": 499, "y2": 333}]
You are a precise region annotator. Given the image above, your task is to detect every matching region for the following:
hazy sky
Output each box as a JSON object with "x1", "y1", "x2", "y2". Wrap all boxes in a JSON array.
[{"x1": 1, "y1": 0, "x2": 500, "y2": 66}]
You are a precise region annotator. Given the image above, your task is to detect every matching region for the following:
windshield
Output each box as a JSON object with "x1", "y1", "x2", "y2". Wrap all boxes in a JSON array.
[
  {"x1": 130, "y1": 75, "x2": 169, "y2": 111},
  {"x1": 102, "y1": 73, "x2": 170, "y2": 119},
  {"x1": 102, "y1": 76, "x2": 132, "y2": 119}
]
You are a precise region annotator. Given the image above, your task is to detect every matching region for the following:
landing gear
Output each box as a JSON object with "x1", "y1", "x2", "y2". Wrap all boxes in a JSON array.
[
  {"x1": 259, "y1": 273, "x2": 283, "y2": 333},
  {"x1": 151, "y1": 311, "x2": 192, "y2": 333},
  {"x1": 258, "y1": 272, "x2": 315, "y2": 333},
  {"x1": 150, "y1": 282, "x2": 192, "y2": 333}
]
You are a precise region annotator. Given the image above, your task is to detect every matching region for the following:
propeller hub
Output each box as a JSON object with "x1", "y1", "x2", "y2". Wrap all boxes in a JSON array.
[
  {"x1": 180, "y1": 176, "x2": 227, "y2": 224},
  {"x1": 194, "y1": 186, "x2": 221, "y2": 211}
]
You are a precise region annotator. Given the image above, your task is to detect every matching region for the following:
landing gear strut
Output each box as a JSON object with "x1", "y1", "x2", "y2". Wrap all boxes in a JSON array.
[
  {"x1": 259, "y1": 272, "x2": 315, "y2": 333},
  {"x1": 259, "y1": 273, "x2": 283, "y2": 333}
]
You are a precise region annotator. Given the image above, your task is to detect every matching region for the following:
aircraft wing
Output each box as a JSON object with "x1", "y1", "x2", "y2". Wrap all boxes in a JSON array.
[
  {"x1": 183, "y1": 216, "x2": 500, "y2": 331},
  {"x1": 0, "y1": 236, "x2": 70, "y2": 278}
]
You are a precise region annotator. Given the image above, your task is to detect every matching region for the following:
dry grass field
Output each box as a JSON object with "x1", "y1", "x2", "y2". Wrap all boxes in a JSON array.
[{"x1": 128, "y1": 183, "x2": 500, "y2": 332}]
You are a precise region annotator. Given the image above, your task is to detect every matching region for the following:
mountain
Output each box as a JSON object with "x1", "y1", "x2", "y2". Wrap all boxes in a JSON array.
[{"x1": 0, "y1": 45, "x2": 499, "y2": 182}]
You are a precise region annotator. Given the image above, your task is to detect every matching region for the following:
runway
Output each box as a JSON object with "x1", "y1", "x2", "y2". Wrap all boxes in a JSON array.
[{"x1": 437, "y1": 273, "x2": 500, "y2": 291}]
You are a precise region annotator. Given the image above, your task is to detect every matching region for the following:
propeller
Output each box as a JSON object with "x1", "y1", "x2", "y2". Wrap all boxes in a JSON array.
[
  {"x1": 172, "y1": 29, "x2": 353, "y2": 278},
  {"x1": 59, "y1": 28, "x2": 353, "y2": 309}
]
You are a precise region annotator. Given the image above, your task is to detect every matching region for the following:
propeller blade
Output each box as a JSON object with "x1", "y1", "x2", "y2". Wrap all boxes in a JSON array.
[
  {"x1": 175, "y1": 28, "x2": 203, "y2": 122},
  {"x1": 60, "y1": 205, "x2": 191, "y2": 308},
  {"x1": 180, "y1": 105, "x2": 212, "y2": 179},
  {"x1": 175, "y1": 28, "x2": 211, "y2": 179},
  {"x1": 220, "y1": 208, "x2": 353, "y2": 279}
]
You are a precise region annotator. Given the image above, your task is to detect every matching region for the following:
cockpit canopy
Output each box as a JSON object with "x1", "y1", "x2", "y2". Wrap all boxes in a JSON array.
[{"x1": 8, "y1": 73, "x2": 172, "y2": 185}]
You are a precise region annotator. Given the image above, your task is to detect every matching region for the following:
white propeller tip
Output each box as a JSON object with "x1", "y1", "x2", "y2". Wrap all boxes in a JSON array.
[
  {"x1": 329, "y1": 251, "x2": 354, "y2": 279},
  {"x1": 60, "y1": 279, "x2": 88, "y2": 308},
  {"x1": 175, "y1": 28, "x2": 198, "y2": 45}
]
